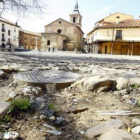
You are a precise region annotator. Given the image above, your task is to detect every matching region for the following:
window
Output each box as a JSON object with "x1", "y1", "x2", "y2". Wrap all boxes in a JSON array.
[
  {"x1": 8, "y1": 30, "x2": 10, "y2": 36},
  {"x1": 2, "y1": 34, "x2": 5, "y2": 42},
  {"x1": 14, "y1": 28, "x2": 16, "y2": 32},
  {"x1": 116, "y1": 30, "x2": 122, "y2": 39},
  {"x1": 14, "y1": 36, "x2": 16, "y2": 41},
  {"x1": 59, "y1": 21, "x2": 61, "y2": 24},
  {"x1": 8, "y1": 38, "x2": 10, "y2": 43},
  {"x1": 2, "y1": 43, "x2": 5, "y2": 48},
  {"x1": 47, "y1": 40, "x2": 50, "y2": 45},
  {"x1": 73, "y1": 17, "x2": 76, "y2": 23},
  {"x1": 57, "y1": 29, "x2": 62, "y2": 34},
  {"x1": 107, "y1": 31, "x2": 109, "y2": 36},
  {"x1": 2, "y1": 24, "x2": 5, "y2": 32}
]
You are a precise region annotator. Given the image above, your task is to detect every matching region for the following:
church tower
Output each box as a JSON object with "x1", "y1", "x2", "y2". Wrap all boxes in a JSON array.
[{"x1": 70, "y1": 1, "x2": 82, "y2": 28}]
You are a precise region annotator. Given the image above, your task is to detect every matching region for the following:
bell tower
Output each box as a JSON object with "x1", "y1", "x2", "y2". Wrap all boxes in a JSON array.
[{"x1": 70, "y1": 1, "x2": 82, "y2": 28}]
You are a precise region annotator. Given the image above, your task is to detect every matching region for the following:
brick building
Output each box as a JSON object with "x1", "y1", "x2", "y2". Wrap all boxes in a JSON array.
[{"x1": 19, "y1": 29, "x2": 41, "y2": 50}]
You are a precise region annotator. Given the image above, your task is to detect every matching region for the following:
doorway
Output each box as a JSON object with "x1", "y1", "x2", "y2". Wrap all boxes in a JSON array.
[{"x1": 105, "y1": 45, "x2": 107, "y2": 54}]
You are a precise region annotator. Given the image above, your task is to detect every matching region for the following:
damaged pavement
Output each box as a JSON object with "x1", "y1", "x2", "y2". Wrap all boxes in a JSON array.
[{"x1": 0, "y1": 53, "x2": 140, "y2": 139}]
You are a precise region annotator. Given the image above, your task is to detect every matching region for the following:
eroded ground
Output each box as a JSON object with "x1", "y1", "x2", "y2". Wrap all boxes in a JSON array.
[{"x1": 0, "y1": 52, "x2": 140, "y2": 140}]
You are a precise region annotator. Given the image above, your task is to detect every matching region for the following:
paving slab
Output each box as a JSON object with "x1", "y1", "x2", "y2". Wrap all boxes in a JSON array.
[{"x1": 0, "y1": 101, "x2": 11, "y2": 117}]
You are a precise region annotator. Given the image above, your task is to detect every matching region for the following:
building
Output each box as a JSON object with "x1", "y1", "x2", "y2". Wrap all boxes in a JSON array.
[
  {"x1": 19, "y1": 29, "x2": 41, "y2": 50},
  {"x1": 87, "y1": 12, "x2": 140, "y2": 55},
  {"x1": 0, "y1": 17, "x2": 20, "y2": 48},
  {"x1": 41, "y1": 1, "x2": 84, "y2": 52}
]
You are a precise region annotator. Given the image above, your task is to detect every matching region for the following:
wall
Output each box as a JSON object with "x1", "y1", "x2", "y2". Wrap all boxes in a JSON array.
[
  {"x1": 0, "y1": 21, "x2": 19, "y2": 47},
  {"x1": 45, "y1": 19, "x2": 83, "y2": 51},
  {"x1": 88, "y1": 28, "x2": 140, "y2": 43},
  {"x1": 101, "y1": 42, "x2": 140, "y2": 55},
  {"x1": 41, "y1": 33, "x2": 66, "y2": 51},
  {"x1": 102, "y1": 13, "x2": 133, "y2": 23},
  {"x1": 19, "y1": 31, "x2": 41, "y2": 50}
]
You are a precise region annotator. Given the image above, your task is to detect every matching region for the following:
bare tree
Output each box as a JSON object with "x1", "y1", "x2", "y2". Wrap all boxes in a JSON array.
[{"x1": 0, "y1": 0, "x2": 48, "y2": 17}]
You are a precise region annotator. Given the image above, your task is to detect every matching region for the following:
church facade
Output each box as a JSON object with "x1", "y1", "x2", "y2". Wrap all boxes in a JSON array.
[{"x1": 41, "y1": 2, "x2": 84, "y2": 52}]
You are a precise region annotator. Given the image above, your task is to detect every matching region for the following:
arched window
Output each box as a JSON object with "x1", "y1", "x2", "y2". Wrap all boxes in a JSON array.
[
  {"x1": 47, "y1": 40, "x2": 50, "y2": 45},
  {"x1": 57, "y1": 29, "x2": 62, "y2": 34},
  {"x1": 73, "y1": 17, "x2": 76, "y2": 23}
]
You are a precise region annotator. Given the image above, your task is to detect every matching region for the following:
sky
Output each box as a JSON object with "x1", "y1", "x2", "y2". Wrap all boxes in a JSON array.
[{"x1": 2, "y1": 0, "x2": 140, "y2": 37}]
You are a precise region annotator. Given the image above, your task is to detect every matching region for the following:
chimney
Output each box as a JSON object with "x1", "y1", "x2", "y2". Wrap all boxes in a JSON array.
[
  {"x1": 116, "y1": 16, "x2": 120, "y2": 24},
  {"x1": 16, "y1": 21, "x2": 18, "y2": 26}
]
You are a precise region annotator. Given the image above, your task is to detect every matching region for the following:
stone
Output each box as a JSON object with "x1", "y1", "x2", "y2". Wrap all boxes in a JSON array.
[
  {"x1": 22, "y1": 86, "x2": 43, "y2": 97},
  {"x1": 129, "y1": 78, "x2": 140, "y2": 85},
  {"x1": 54, "y1": 117, "x2": 63, "y2": 125},
  {"x1": 73, "y1": 77, "x2": 88, "y2": 88},
  {"x1": 73, "y1": 99, "x2": 78, "y2": 103},
  {"x1": 123, "y1": 73, "x2": 138, "y2": 79},
  {"x1": 116, "y1": 77, "x2": 128, "y2": 90},
  {"x1": 3, "y1": 131, "x2": 19, "y2": 140},
  {"x1": 33, "y1": 116, "x2": 38, "y2": 119},
  {"x1": 92, "y1": 69, "x2": 98, "y2": 75},
  {"x1": 84, "y1": 76, "x2": 116, "y2": 92},
  {"x1": 85, "y1": 119, "x2": 123, "y2": 139},
  {"x1": 19, "y1": 67, "x2": 33, "y2": 72},
  {"x1": 40, "y1": 115, "x2": 46, "y2": 120},
  {"x1": 49, "y1": 116, "x2": 55, "y2": 121},
  {"x1": 131, "y1": 126, "x2": 140, "y2": 134},
  {"x1": 79, "y1": 67, "x2": 89, "y2": 73},
  {"x1": 0, "y1": 101, "x2": 11, "y2": 118},
  {"x1": 99, "y1": 129, "x2": 134, "y2": 140},
  {"x1": 9, "y1": 92, "x2": 17, "y2": 99},
  {"x1": 132, "y1": 118, "x2": 140, "y2": 125},
  {"x1": 0, "y1": 70, "x2": 5, "y2": 78}
]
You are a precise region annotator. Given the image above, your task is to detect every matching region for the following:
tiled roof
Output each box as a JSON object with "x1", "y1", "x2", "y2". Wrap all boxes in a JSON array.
[
  {"x1": 98, "y1": 19, "x2": 140, "y2": 28},
  {"x1": 88, "y1": 19, "x2": 140, "y2": 35},
  {"x1": 20, "y1": 29, "x2": 41, "y2": 36}
]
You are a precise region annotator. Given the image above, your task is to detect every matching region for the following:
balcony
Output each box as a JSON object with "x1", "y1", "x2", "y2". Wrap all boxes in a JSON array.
[
  {"x1": 2, "y1": 28, "x2": 5, "y2": 32},
  {"x1": 1, "y1": 38, "x2": 5, "y2": 42},
  {"x1": 115, "y1": 36, "x2": 122, "y2": 41}
]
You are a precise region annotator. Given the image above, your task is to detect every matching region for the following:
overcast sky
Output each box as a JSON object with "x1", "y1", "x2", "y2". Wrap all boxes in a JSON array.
[{"x1": 2, "y1": 0, "x2": 140, "y2": 36}]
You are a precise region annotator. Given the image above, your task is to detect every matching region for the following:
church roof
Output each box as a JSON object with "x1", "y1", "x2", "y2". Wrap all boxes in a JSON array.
[
  {"x1": 44, "y1": 18, "x2": 84, "y2": 34},
  {"x1": 70, "y1": 1, "x2": 80, "y2": 15}
]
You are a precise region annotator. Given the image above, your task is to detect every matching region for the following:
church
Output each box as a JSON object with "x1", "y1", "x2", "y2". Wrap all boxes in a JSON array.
[{"x1": 41, "y1": 2, "x2": 84, "y2": 52}]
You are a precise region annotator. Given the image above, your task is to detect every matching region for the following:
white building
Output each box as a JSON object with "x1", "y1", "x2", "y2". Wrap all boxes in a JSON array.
[
  {"x1": 0, "y1": 17, "x2": 20, "y2": 48},
  {"x1": 87, "y1": 13, "x2": 140, "y2": 55}
]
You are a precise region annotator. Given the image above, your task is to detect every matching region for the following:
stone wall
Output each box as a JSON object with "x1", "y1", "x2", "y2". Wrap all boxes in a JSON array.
[{"x1": 41, "y1": 33, "x2": 66, "y2": 51}]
